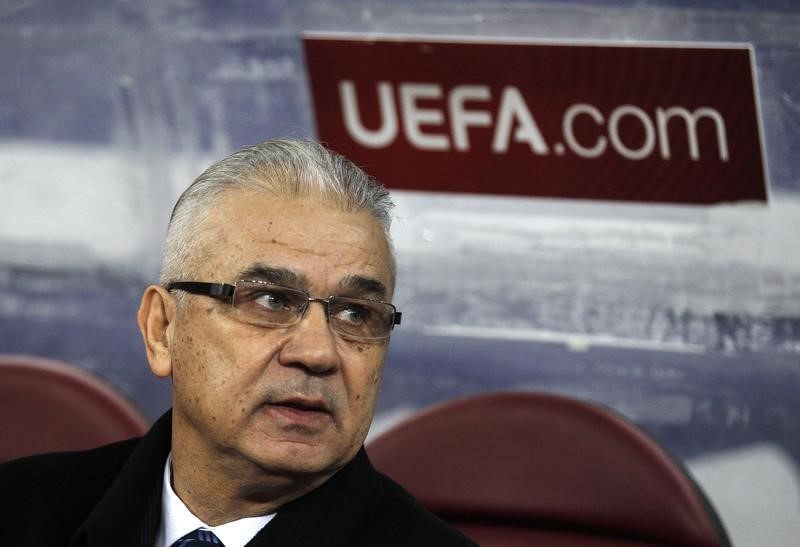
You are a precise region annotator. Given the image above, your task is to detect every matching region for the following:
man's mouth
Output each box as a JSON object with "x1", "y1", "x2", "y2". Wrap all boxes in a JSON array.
[
  {"x1": 276, "y1": 397, "x2": 330, "y2": 413},
  {"x1": 263, "y1": 396, "x2": 333, "y2": 426}
]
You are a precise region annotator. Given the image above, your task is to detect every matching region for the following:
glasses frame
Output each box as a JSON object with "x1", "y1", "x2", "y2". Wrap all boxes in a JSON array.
[{"x1": 166, "y1": 280, "x2": 401, "y2": 340}]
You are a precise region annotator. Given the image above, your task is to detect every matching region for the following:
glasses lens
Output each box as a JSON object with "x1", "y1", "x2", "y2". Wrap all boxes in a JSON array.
[
  {"x1": 232, "y1": 282, "x2": 307, "y2": 327},
  {"x1": 328, "y1": 296, "x2": 395, "y2": 339},
  {"x1": 231, "y1": 281, "x2": 397, "y2": 340}
]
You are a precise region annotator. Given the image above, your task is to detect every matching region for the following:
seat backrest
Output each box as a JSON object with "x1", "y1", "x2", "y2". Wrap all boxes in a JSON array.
[
  {"x1": 368, "y1": 391, "x2": 731, "y2": 546},
  {"x1": 0, "y1": 355, "x2": 149, "y2": 463}
]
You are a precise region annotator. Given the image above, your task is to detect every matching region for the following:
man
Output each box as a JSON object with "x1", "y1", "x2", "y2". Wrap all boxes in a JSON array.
[{"x1": 0, "y1": 139, "x2": 477, "y2": 546}]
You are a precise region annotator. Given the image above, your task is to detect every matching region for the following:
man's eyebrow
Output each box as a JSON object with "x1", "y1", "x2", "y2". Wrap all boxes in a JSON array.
[
  {"x1": 237, "y1": 264, "x2": 308, "y2": 288},
  {"x1": 237, "y1": 265, "x2": 388, "y2": 298},
  {"x1": 338, "y1": 275, "x2": 389, "y2": 300}
]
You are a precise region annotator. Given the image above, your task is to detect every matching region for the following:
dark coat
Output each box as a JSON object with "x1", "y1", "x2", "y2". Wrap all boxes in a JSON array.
[{"x1": 0, "y1": 411, "x2": 477, "y2": 547}]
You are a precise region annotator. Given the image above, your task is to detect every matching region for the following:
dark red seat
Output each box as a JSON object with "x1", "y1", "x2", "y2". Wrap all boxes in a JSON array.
[
  {"x1": 0, "y1": 355, "x2": 149, "y2": 463},
  {"x1": 368, "y1": 391, "x2": 731, "y2": 546}
]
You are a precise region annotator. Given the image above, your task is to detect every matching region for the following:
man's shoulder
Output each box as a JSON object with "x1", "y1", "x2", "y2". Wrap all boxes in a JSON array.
[
  {"x1": 0, "y1": 439, "x2": 141, "y2": 544},
  {"x1": 366, "y1": 472, "x2": 479, "y2": 546},
  {"x1": 1, "y1": 437, "x2": 140, "y2": 491}
]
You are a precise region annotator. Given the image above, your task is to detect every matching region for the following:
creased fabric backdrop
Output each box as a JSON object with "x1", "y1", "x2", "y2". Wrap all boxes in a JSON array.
[{"x1": 0, "y1": 2, "x2": 798, "y2": 545}]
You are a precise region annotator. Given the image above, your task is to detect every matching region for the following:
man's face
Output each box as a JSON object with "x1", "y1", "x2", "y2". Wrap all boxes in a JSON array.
[{"x1": 164, "y1": 190, "x2": 394, "y2": 479}]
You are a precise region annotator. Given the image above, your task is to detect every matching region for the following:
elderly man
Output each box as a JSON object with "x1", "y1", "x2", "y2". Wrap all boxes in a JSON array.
[{"x1": 1, "y1": 140, "x2": 476, "y2": 546}]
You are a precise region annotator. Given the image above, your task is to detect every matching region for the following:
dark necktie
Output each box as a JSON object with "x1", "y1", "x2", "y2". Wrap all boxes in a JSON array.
[{"x1": 171, "y1": 528, "x2": 225, "y2": 546}]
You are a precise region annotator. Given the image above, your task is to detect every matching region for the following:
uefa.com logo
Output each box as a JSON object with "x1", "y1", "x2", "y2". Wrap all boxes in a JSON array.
[
  {"x1": 304, "y1": 34, "x2": 768, "y2": 205},
  {"x1": 338, "y1": 81, "x2": 730, "y2": 163}
]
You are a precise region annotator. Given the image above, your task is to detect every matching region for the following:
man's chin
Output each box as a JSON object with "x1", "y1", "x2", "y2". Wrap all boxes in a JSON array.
[{"x1": 247, "y1": 444, "x2": 351, "y2": 480}]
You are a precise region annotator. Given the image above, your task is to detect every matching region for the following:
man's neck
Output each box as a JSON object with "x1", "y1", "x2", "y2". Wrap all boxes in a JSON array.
[{"x1": 170, "y1": 435, "x2": 334, "y2": 525}]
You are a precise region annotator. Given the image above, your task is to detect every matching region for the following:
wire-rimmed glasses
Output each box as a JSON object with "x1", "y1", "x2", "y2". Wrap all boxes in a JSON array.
[{"x1": 167, "y1": 280, "x2": 401, "y2": 341}]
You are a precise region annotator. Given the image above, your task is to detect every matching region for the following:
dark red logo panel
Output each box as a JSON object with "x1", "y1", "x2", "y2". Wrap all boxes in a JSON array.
[{"x1": 304, "y1": 35, "x2": 767, "y2": 204}]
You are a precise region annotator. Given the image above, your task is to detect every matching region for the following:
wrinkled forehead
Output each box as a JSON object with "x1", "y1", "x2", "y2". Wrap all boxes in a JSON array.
[{"x1": 191, "y1": 190, "x2": 395, "y2": 295}]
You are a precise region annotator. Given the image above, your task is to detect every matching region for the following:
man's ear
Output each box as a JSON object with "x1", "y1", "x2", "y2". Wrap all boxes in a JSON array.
[{"x1": 138, "y1": 285, "x2": 176, "y2": 378}]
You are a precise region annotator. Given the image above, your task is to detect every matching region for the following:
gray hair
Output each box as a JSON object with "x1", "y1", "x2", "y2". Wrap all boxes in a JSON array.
[{"x1": 159, "y1": 139, "x2": 395, "y2": 285}]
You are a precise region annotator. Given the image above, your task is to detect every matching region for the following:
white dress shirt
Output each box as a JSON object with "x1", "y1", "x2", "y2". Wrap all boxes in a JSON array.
[{"x1": 154, "y1": 454, "x2": 276, "y2": 547}]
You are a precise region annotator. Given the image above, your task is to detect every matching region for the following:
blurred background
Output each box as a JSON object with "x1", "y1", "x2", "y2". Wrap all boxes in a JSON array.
[{"x1": 0, "y1": 1, "x2": 798, "y2": 544}]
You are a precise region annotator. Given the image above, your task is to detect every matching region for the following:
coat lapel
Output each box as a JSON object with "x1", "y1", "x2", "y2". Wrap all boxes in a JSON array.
[
  {"x1": 247, "y1": 449, "x2": 383, "y2": 546},
  {"x1": 70, "y1": 412, "x2": 383, "y2": 547},
  {"x1": 71, "y1": 411, "x2": 173, "y2": 547}
]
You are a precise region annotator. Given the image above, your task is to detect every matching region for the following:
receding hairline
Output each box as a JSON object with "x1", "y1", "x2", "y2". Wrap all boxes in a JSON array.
[
  {"x1": 159, "y1": 138, "x2": 397, "y2": 288},
  {"x1": 161, "y1": 177, "x2": 397, "y2": 288},
  {"x1": 168, "y1": 138, "x2": 394, "y2": 231}
]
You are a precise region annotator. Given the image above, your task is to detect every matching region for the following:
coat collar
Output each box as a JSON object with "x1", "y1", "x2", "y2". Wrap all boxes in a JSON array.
[
  {"x1": 71, "y1": 410, "x2": 172, "y2": 546},
  {"x1": 247, "y1": 448, "x2": 384, "y2": 546},
  {"x1": 70, "y1": 410, "x2": 383, "y2": 547}
]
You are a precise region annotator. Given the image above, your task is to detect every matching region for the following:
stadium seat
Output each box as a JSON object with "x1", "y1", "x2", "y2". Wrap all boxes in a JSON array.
[
  {"x1": 0, "y1": 354, "x2": 149, "y2": 463},
  {"x1": 368, "y1": 391, "x2": 731, "y2": 546}
]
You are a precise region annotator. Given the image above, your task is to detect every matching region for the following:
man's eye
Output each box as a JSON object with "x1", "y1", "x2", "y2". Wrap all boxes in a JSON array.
[
  {"x1": 253, "y1": 292, "x2": 289, "y2": 311},
  {"x1": 336, "y1": 304, "x2": 370, "y2": 325}
]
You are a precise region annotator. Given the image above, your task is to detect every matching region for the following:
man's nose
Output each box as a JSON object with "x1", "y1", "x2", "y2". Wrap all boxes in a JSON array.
[{"x1": 277, "y1": 300, "x2": 340, "y2": 374}]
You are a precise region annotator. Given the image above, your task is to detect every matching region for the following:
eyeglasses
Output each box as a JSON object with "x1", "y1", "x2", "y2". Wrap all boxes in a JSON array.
[{"x1": 166, "y1": 280, "x2": 401, "y2": 341}]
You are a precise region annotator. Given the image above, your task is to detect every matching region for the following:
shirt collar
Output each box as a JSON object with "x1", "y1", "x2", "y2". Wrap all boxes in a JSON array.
[{"x1": 156, "y1": 453, "x2": 275, "y2": 547}]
